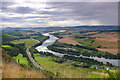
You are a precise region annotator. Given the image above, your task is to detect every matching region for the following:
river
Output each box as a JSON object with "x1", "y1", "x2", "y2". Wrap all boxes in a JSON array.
[{"x1": 36, "y1": 31, "x2": 119, "y2": 66}]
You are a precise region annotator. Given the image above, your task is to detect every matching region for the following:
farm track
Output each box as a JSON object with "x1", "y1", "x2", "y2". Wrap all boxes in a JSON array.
[{"x1": 26, "y1": 39, "x2": 44, "y2": 70}]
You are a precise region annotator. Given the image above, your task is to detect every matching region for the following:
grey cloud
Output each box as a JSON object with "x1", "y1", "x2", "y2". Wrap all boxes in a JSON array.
[
  {"x1": 44, "y1": 2, "x2": 118, "y2": 25},
  {"x1": 1, "y1": 1, "x2": 118, "y2": 26},
  {"x1": 1, "y1": 2, "x2": 35, "y2": 14},
  {"x1": 15, "y1": 7, "x2": 35, "y2": 14}
]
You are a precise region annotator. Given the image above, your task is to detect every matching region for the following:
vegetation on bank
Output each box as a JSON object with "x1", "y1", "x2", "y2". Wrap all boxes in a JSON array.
[
  {"x1": 30, "y1": 45, "x2": 118, "y2": 78},
  {"x1": 47, "y1": 41, "x2": 120, "y2": 59},
  {"x1": 33, "y1": 53, "x2": 107, "y2": 78}
]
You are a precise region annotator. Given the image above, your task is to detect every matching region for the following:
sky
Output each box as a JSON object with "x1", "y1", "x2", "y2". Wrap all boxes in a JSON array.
[{"x1": 0, "y1": 0, "x2": 119, "y2": 28}]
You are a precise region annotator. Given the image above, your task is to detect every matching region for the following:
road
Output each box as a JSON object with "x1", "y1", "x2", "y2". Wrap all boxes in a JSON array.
[{"x1": 26, "y1": 39, "x2": 44, "y2": 70}]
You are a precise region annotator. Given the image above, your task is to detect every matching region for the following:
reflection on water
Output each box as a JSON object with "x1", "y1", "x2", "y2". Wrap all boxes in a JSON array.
[{"x1": 36, "y1": 31, "x2": 119, "y2": 66}]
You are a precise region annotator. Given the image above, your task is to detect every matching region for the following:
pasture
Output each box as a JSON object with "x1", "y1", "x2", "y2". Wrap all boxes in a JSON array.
[
  {"x1": 13, "y1": 54, "x2": 28, "y2": 65},
  {"x1": 11, "y1": 39, "x2": 38, "y2": 48}
]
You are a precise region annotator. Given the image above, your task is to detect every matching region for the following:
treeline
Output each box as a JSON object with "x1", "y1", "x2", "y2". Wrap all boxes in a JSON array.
[
  {"x1": 63, "y1": 55, "x2": 105, "y2": 68},
  {"x1": 50, "y1": 33, "x2": 63, "y2": 39},
  {"x1": 2, "y1": 33, "x2": 31, "y2": 44},
  {"x1": 48, "y1": 41, "x2": 120, "y2": 59},
  {"x1": 2, "y1": 43, "x2": 27, "y2": 57},
  {"x1": 2, "y1": 30, "x2": 57, "y2": 78},
  {"x1": 2, "y1": 30, "x2": 22, "y2": 36},
  {"x1": 2, "y1": 34, "x2": 17, "y2": 44},
  {"x1": 2, "y1": 32, "x2": 28, "y2": 57},
  {"x1": 30, "y1": 34, "x2": 49, "y2": 47},
  {"x1": 30, "y1": 46, "x2": 57, "y2": 58}
]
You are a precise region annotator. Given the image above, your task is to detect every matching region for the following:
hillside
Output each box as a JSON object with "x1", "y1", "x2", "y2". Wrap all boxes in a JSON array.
[{"x1": 2, "y1": 48, "x2": 46, "y2": 78}]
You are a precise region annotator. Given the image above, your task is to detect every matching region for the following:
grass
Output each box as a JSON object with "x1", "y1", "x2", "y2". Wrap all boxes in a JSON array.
[
  {"x1": 4, "y1": 34, "x2": 19, "y2": 38},
  {"x1": 88, "y1": 73, "x2": 106, "y2": 78},
  {"x1": 2, "y1": 45, "x2": 11, "y2": 48},
  {"x1": 73, "y1": 38, "x2": 96, "y2": 48},
  {"x1": 30, "y1": 35, "x2": 40, "y2": 38},
  {"x1": 3, "y1": 61, "x2": 46, "y2": 78},
  {"x1": 2, "y1": 49, "x2": 46, "y2": 78},
  {"x1": 11, "y1": 39, "x2": 38, "y2": 48},
  {"x1": 13, "y1": 54, "x2": 28, "y2": 65},
  {"x1": 74, "y1": 38, "x2": 118, "y2": 49},
  {"x1": 33, "y1": 54, "x2": 106, "y2": 78}
]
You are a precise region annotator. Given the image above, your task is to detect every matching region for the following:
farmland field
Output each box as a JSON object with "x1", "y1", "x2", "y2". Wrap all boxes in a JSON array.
[
  {"x1": 33, "y1": 54, "x2": 106, "y2": 78},
  {"x1": 92, "y1": 39, "x2": 118, "y2": 49},
  {"x1": 13, "y1": 53, "x2": 28, "y2": 65},
  {"x1": 2, "y1": 45, "x2": 11, "y2": 48},
  {"x1": 11, "y1": 39, "x2": 38, "y2": 48},
  {"x1": 73, "y1": 38, "x2": 95, "y2": 47}
]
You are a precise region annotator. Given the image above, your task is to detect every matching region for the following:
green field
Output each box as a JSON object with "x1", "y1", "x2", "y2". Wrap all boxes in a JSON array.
[
  {"x1": 13, "y1": 53, "x2": 28, "y2": 65},
  {"x1": 88, "y1": 73, "x2": 106, "y2": 78},
  {"x1": 33, "y1": 54, "x2": 106, "y2": 78},
  {"x1": 2, "y1": 45, "x2": 11, "y2": 48},
  {"x1": 30, "y1": 35, "x2": 40, "y2": 38},
  {"x1": 73, "y1": 38, "x2": 118, "y2": 49},
  {"x1": 73, "y1": 38, "x2": 96, "y2": 48},
  {"x1": 11, "y1": 39, "x2": 38, "y2": 48}
]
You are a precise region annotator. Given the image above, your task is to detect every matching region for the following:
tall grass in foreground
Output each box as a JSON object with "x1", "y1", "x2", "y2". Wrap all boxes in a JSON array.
[{"x1": 2, "y1": 62, "x2": 46, "y2": 78}]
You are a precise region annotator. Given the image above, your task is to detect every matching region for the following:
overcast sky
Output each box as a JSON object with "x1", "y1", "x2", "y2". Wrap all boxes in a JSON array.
[{"x1": 0, "y1": 0, "x2": 119, "y2": 27}]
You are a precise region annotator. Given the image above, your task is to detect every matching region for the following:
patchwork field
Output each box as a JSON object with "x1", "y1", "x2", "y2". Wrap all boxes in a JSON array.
[
  {"x1": 57, "y1": 30, "x2": 119, "y2": 55},
  {"x1": 84, "y1": 32, "x2": 98, "y2": 35},
  {"x1": 96, "y1": 37, "x2": 119, "y2": 42},
  {"x1": 90, "y1": 33, "x2": 117, "y2": 38}
]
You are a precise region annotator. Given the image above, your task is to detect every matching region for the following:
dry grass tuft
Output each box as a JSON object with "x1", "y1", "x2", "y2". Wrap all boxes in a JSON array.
[{"x1": 2, "y1": 62, "x2": 46, "y2": 78}]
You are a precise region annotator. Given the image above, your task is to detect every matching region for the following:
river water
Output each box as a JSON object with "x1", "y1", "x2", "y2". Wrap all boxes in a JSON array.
[{"x1": 36, "y1": 31, "x2": 119, "y2": 66}]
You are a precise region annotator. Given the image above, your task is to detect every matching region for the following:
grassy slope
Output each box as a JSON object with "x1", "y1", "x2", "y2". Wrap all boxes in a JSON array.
[
  {"x1": 34, "y1": 54, "x2": 106, "y2": 78},
  {"x1": 2, "y1": 49, "x2": 46, "y2": 78},
  {"x1": 3, "y1": 62, "x2": 46, "y2": 78}
]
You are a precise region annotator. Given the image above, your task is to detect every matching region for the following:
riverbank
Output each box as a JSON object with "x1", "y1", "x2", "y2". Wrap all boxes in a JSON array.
[{"x1": 36, "y1": 32, "x2": 119, "y2": 66}]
